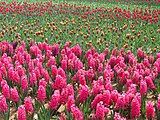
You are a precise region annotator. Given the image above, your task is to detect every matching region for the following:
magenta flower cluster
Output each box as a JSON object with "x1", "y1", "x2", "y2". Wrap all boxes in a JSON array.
[{"x1": 0, "y1": 41, "x2": 160, "y2": 119}]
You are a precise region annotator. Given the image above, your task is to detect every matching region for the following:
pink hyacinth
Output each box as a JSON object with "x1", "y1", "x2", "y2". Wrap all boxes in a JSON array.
[
  {"x1": 111, "y1": 90, "x2": 119, "y2": 104},
  {"x1": 86, "y1": 68, "x2": 95, "y2": 81},
  {"x1": 78, "y1": 74, "x2": 86, "y2": 85},
  {"x1": 78, "y1": 85, "x2": 89, "y2": 103},
  {"x1": 29, "y1": 72, "x2": 37, "y2": 86},
  {"x1": 146, "y1": 101, "x2": 155, "y2": 119},
  {"x1": 148, "y1": 55, "x2": 154, "y2": 64},
  {"x1": 52, "y1": 43, "x2": 59, "y2": 56},
  {"x1": 37, "y1": 85, "x2": 46, "y2": 102},
  {"x1": 66, "y1": 95, "x2": 75, "y2": 111},
  {"x1": 71, "y1": 44, "x2": 82, "y2": 57},
  {"x1": 57, "y1": 67, "x2": 66, "y2": 79},
  {"x1": 74, "y1": 59, "x2": 83, "y2": 70},
  {"x1": 52, "y1": 75, "x2": 67, "y2": 90},
  {"x1": 2, "y1": 83, "x2": 10, "y2": 99},
  {"x1": 71, "y1": 105, "x2": 84, "y2": 120},
  {"x1": 157, "y1": 53, "x2": 160, "y2": 59},
  {"x1": 30, "y1": 45, "x2": 41, "y2": 57},
  {"x1": 92, "y1": 80, "x2": 104, "y2": 96},
  {"x1": 135, "y1": 93, "x2": 142, "y2": 106},
  {"x1": 157, "y1": 94, "x2": 160, "y2": 111},
  {"x1": 60, "y1": 88, "x2": 69, "y2": 104},
  {"x1": 111, "y1": 48, "x2": 118, "y2": 56},
  {"x1": 0, "y1": 66, "x2": 7, "y2": 78},
  {"x1": 49, "y1": 90, "x2": 60, "y2": 110},
  {"x1": 98, "y1": 63, "x2": 103, "y2": 73},
  {"x1": 39, "y1": 79, "x2": 47, "y2": 88},
  {"x1": 137, "y1": 48, "x2": 144, "y2": 59},
  {"x1": 102, "y1": 90, "x2": 111, "y2": 106},
  {"x1": 12, "y1": 71, "x2": 20, "y2": 84},
  {"x1": 28, "y1": 61, "x2": 34, "y2": 72},
  {"x1": 16, "y1": 65, "x2": 25, "y2": 77},
  {"x1": 88, "y1": 58, "x2": 96, "y2": 69},
  {"x1": 109, "y1": 56, "x2": 117, "y2": 68},
  {"x1": 132, "y1": 71, "x2": 140, "y2": 84},
  {"x1": 42, "y1": 69, "x2": 50, "y2": 82},
  {"x1": 140, "y1": 80, "x2": 147, "y2": 96},
  {"x1": 154, "y1": 58, "x2": 160, "y2": 73},
  {"x1": 1, "y1": 80, "x2": 7, "y2": 88},
  {"x1": 21, "y1": 75, "x2": 28, "y2": 91},
  {"x1": 143, "y1": 58, "x2": 150, "y2": 68},
  {"x1": 0, "y1": 95, "x2": 8, "y2": 113},
  {"x1": 61, "y1": 59, "x2": 68, "y2": 71},
  {"x1": 18, "y1": 105, "x2": 27, "y2": 120},
  {"x1": 115, "y1": 94, "x2": 126, "y2": 110},
  {"x1": 34, "y1": 67, "x2": 41, "y2": 79},
  {"x1": 51, "y1": 65, "x2": 57, "y2": 78},
  {"x1": 131, "y1": 97, "x2": 141, "y2": 118},
  {"x1": 24, "y1": 97, "x2": 34, "y2": 113},
  {"x1": 105, "y1": 80, "x2": 113, "y2": 91},
  {"x1": 67, "y1": 84, "x2": 74, "y2": 96},
  {"x1": 145, "y1": 76, "x2": 156, "y2": 90},
  {"x1": 91, "y1": 94, "x2": 103, "y2": 109},
  {"x1": 95, "y1": 101, "x2": 109, "y2": 120},
  {"x1": 47, "y1": 56, "x2": 56, "y2": 68},
  {"x1": 10, "y1": 88, "x2": 19, "y2": 102}
]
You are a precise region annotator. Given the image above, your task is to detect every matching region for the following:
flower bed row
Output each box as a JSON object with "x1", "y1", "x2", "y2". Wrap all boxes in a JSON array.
[
  {"x1": 0, "y1": 41, "x2": 160, "y2": 119},
  {"x1": 0, "y1": 2, "x2": 160, "y2": 23}
]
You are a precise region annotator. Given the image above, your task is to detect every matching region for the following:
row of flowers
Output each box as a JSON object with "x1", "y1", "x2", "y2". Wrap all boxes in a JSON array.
[
  {"x1": 86, "y1": 0, "x2": 160, "y2": 4},
  {"x1": 0, "y1": 41, "x2": 160, "y2": 119},
  {"x1": 0, "y1": 2, "x2": 159, "y2": 23}
]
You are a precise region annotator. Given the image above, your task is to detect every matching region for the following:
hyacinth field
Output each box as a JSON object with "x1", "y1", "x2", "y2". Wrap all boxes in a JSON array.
[{"x1": 0, "y1": 1, "x2": 160, "y2": 120}]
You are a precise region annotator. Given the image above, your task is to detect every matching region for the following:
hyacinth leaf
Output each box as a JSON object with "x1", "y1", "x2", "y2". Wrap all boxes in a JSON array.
[
  {"x1": 66, "y1": 111, "x2": 73, "y2": 120},
  {"x1": 35, "y1": 99, "x2": 41, "y2": 112},
  {"x1": 155, "y1": 78, "x2": 160, "y2": 94},
  {"x1": 141, "y1": 96, "x2": 146, "y2": 119},
  {"x1": 37, "y1": 112, "x2": 43, "y2": 120},
  {"x1": 46, "y1": 84, "x2": 52, "y2": 99},
  {"x1": 37, "y1": 105, "x2": 49, "y2": 120}
]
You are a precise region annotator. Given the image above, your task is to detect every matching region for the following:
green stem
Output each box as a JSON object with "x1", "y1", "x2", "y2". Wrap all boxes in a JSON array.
[{"x1": 5, "y1": 101, "x2": 10, "y2": 120}]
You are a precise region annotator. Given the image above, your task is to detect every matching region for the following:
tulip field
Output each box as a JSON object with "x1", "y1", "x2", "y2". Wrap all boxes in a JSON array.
[{"x1": 0, "y1": 1, "x2": 160, "y2": 120}]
